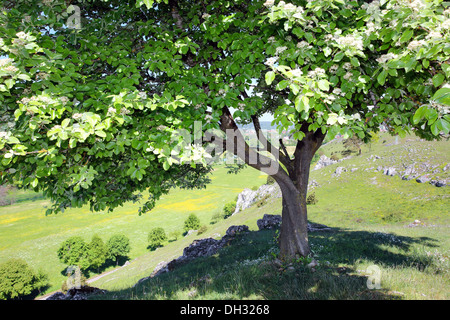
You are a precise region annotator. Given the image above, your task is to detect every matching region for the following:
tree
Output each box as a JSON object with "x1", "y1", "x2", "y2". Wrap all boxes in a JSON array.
[
  {"x1": 148, "y1": 227, "x2": 167, "y2": 250},
  {"x1": 106, "y1": 234, "x2": 131, "y2": 265},
  {"x1": 0, "y1": 0, "x2": 449, "y2": 260},
  {"x1": 184, "y1": 213, "x2": 201, "y2": 233},
  {"x1": 0, "y1": 258, "x2": 48, "y2": 300},
  {"x1": 87, "y1": 234, "x2": 108, "y2": 272},
  {"x1": 57, "y1": 236, "x2": 90, "y2": 270}
]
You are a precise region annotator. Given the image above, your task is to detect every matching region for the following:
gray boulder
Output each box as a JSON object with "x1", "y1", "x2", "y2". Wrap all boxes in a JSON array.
[
  {"x1": 313, "y1": 155, "x2": 338, "y2": 170},
  {"x1": 257, "y1": 214, "x2": 282, "y2": 230}
]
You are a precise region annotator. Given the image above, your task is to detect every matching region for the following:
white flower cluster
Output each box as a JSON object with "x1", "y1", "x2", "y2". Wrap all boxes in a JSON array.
[
  {"x1": 407, "y1": 39, "x2": 425, "y2": 51},
  {"x1": 307, "y1": 67, "x2": 325, "y2": 79},
  {"x1": 334, "y1": 33, "x2": 364, "y2": 51},
  {"x1": 72, "y1": 113, "x2": 83, "y2": 120},
  {"x1": 0, "y1": 58, "x2": 12, "y2": 67},
  {"x1": 426, "y1": 31, "x2": 442, "y2": 40},
  {"x1": 442, "y1": 19, "x2": 450, "y2": 30},
  {"x1": 120, "y1": 107, "x2": 130, "y2": 115},
  {"x1": 361, "y1": 0, "x2": 381, "y2": 15},
  {"x1": 275, "y1": 46, "x2": 287, "y2": 55},
  {"x1": 376, "y1": 52, "x2": 399, "y2": 64},
  {"x1": 265, "y1": 57, "x2": 278, "y2": 66},
  {"x1": 332, "y1": 87, "x2": 346, "y2": 97},
  {"x1": 296, "y1": 41, "x2": 312, "y2": 50},
  {"x1": 263, "y1": 0, "x2": 275, "y2": 7},
  {"x1": 0, "y1": 131, "x2": 12, "y2": 140},
  {"x1": 291, "y1": 68, "x2": 303, "y2": 78},
  {"x1": 405, "y1": 0, "x2": 426, "y2": 12}
]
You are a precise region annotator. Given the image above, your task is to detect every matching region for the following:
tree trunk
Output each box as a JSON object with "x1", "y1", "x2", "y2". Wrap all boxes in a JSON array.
[
  {"x1": 273, "y1": 130, "x2": 326, "y2": 260},
  {"x1": 218, "y1": 106, "x2": 326, "y2": 260}
]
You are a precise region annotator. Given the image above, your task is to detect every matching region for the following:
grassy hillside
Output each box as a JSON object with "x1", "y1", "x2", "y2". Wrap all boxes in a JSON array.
[
  {"x1": 0, "y1": 132, "x2": 448, "y2": 300},
  {"x1": 86, "y1": 133, "x2": 449, "y2": 300},
  {"x1": 0, "y1": 165, "x2": 267, "y2": 295}
]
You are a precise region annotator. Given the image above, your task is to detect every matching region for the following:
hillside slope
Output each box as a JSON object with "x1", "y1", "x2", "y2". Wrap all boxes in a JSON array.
[{"x1": 84, "y1": 133, "x2": 449, "y2": 300}]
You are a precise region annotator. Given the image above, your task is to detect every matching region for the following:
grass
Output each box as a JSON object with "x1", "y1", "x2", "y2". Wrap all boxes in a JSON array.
[
  {"x1": 0, "y1": 132, "x2": 448, "y2": 300},
  {"x1": 0, "y1": 165, "x2": 267, "y2": 295}
]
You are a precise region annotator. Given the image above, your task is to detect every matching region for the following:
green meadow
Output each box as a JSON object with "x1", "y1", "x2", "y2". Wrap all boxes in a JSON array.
[
  {"x1": 0, "y1": 132, "x2": 448, "y2": 300},
  {"x1": 0, "y1": 165, "x2": 267, "y2": 294}
]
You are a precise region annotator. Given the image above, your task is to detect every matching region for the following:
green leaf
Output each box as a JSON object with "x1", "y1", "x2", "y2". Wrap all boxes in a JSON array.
[
  {"x1": 317, "y1": 79, "x2": 329, "y2": 91},
  {"x1": 433, "y1": 88, "x2": 450, "y2": 105},
  {"x1": 432, "y1": 73, "x2": 445, "y2": 87},
  {"x1": 350, "y1": 57, "x2": 360, "y2": 67},
  {"x1": 333, "y1": 52, "x2": 345, "y2": 62},
  {"x1": 276, "y1": 80, "x2": 289, "y2": 91},
  {"x1": 377, "y1": 70, "x2": 387, "y2": 85},
  {"x1": 163, "y1": 160, "x2": 170, "y2": 171},
  {"x1": 5, "y1": 78, "x2": 14, "y2": 89},
  {"x1": 412, "y1": 105, "x2": 427, "y2": 124},
  {"x1": 400, "y1": 29, "x2": 414, "y2": 43},
  {"x1": 265, "y1": 71, "x2": 275, "y2": 85}
]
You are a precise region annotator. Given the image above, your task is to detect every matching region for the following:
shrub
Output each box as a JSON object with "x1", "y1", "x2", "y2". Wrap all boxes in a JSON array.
[
  {"x1": 306, "y1": 193, "x2": 318, "y2": 205},
  {"x1": 57, "y1": 236, "x2": 90, "y2": 270},
  {"x1": 106, "y1": 234, "x2": 131, "y2": 266},
  {"x1": 330, "y1": 154, "x2": 340, "y2": 161},
  {"x1": 197, "y1": 225, "x2": 208, "y2": 235},
  {"x1": 169, "y1": 230, "x2": 181, "y2": 241},
  {"x1": 256, "y1": 194, "x2": 270, "y2": 207},
  {"x1": 184, "y1": 213, "x2": 200, "y2": 233},
  {"x1": 222, "y1": 202, "x2": 236, "y2": 219},
  {"x1": 0, "y1": 259, "x2": 48, "y2": 300},
  {"x1": 148, "y1": 227, "x2": 167, "y2": 250},
  {"x1": 88, "y1": 235, "x2": 108, "y2": 272},
  {"x1": 210, "y1": 211, "x2": 224, "y2": 224}
]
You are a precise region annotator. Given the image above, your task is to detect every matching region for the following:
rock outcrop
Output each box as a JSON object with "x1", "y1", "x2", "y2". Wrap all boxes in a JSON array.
[
  {"x1": 135, "y1": 225, "x2": 250, "y2": 285},
  {"x1": 46, "y1": 286, "x2": 107, "y2": 300},
  {"x1": 256, "y1": 214, "x2": 331, "y2": 232},
  {"x1": 233, "y1": 184, "x2": 281, "y2": 215}
]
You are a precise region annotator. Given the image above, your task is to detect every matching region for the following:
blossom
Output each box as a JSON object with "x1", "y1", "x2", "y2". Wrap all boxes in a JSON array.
[
  {"x1": 376, "y1": 53, "x2": 398, "y2": 64},
  {"x1": 406, "y1": 0, "x2": 426, "y2": 12},
  {"x1": 407, "y1": 39, "x2": 425, "y2": 51},
  {"x1": 291, "y1": 68, "x2": 303, "y2": 78},
  {"x1": 335, "y1": 33, "x2": 364, "y2": 51},
  {"x1": 4, "y1": 65, "x2": 18, "y2": 73},
  {"x1": 275, "y1": 46, "x2": 287, "y2": 55},
  {"x1": 343, "y1": 72, "x2": 353, "y2": 81},
  {"x1": 16, "y1": 31, "x2": 28, "y2": 39},
  {"x1": 329, "y1": 65, "x2": 338, "y2": 73},
  {"x1": 297, "y1": 41, "x2": 312, "y2": 49},
  {"x1": 307, "y1": 67, "x2": 325, "y2": 78},
  {"x1": 263, "y1": 0, "x2": 275, "y2": 7},
  {"x1": 72, "y1": 113, "x2": 83, "y2": 120},
  {"x1": 265, "y1": 57, "x2": 278, "y2": 66},
  {"x1": 426, "y1": 31, "x2": 441, "y2": 39}
]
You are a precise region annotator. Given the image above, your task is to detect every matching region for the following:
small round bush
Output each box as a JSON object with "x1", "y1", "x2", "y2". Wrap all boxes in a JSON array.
[
  {"x1": 0, "y1": 259, "x2": 48, "y2": 300},
  {"x1": 184, "y1": 213, "x2": 200, "y2": 233},
  {"x1": 148, "y1": 227, "x2": 167, "y2": 250},
  {"x1": 222, "y1": 201, "x2": 236, "y2": 219}
]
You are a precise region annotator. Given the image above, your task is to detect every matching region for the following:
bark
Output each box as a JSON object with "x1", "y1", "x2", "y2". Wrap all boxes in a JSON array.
[
  {"x1": 273, "y1": 129, "x2": 325, "y2": 259},
  {"x1": 218, "y1": 107, "x2": 326, "y2": 259}
]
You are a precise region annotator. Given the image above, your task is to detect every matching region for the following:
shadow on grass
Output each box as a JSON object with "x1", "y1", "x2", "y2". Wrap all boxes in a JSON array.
[{"x1": 90, "y1": 225, "x2": 441, "y2": 300}]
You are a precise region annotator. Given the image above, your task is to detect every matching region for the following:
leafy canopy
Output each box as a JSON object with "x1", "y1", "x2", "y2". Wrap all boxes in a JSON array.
[{"x1": 0, "y1": 0, "x2": 448, "y2": 215}]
